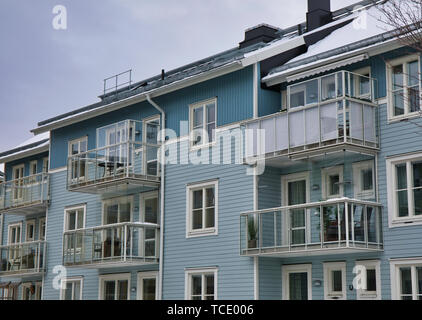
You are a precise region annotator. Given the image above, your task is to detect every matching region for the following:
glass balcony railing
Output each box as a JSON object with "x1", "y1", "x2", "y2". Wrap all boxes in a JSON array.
[
  {"x1": 0, "y1": 173, "x2": 49, "y2": 214},
  {"x1": 240, "y1": 198, "x2": 383, "y2": 257},
  {"x1": 62, "y1": 222, "x2": 160, "y2": 267},
  {"x1": 0, "y1": 241, "x2": 46, "y2": 276},
  {"x1": 244, "y1": 71, "x2": 379, "y2": 159}
]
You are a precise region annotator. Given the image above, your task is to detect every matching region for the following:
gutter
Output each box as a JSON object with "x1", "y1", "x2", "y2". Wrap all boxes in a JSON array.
[{"x1": 146, "y1": 94, "x2": 166, "y2": 300}]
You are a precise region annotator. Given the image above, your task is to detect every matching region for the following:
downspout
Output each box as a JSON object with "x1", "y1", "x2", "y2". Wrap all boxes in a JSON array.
[{"x1": 146, "y1": 94, "x2": 165, "y2": 300}]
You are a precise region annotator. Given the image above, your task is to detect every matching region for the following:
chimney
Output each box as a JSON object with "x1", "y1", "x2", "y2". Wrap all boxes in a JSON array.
[
  {"x1": 306, "y1": 0, "x2": 332, "y2": 32},
  {"x1": 239, "y1": 24, "x2": 279, "y2": 49}
]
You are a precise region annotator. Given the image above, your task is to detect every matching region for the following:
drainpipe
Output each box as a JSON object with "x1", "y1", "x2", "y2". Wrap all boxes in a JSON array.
[{"x1": 146, "y1": 94, "x2": 165, "y2": 300}]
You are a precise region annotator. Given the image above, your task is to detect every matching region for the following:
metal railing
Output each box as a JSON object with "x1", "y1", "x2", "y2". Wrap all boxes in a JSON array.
[
  {"x1": 103, "y1": 69, "x2": 132, "y2": 98},
  {"x1": 63, "y1": 222, "x2": 160, "y2": 266},
  {"x1": 0, "y1": 241, "x2": 46, "y2": 275},
  {"x1": 240, "y1": 198, "x2": 383, "y2": 256},
  {"x1": 244, "y1": 71, "x2": 379, "y2": 159},
  {"x1": 67, "y1": 141, "x2": 160, "y2": 190},
  {"x1": 0, "y1": 173, "x2": 49, "y2": 212}
]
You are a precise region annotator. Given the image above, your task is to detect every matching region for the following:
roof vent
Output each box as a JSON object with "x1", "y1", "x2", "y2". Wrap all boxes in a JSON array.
[
  {"x1": 239, "y1": 24, "x2": 279, "y2": 49},
  {"x1": 306, "y1": 0, "x2": 332, "y2": 32}
]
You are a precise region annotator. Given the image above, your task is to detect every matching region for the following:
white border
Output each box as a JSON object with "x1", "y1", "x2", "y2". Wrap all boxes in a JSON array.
[
  {"x1": 98, "y1": 273, "x2": 131, "y2": 300},
  {"x1": 281, "y1": 264, "x2": 312, "y2": 300},
  {"x1": 184, "y1": 267, "x2": 218, "y2": 300},
  {"x1": 137, "y1": 271, "x2": 158, "y2": 300},
  {"x1": 59, "y1": 276, "x2": 84, "y2": 300},
  {"x1": 323, "y1": 261, "x2": 347, "y2": 300}
]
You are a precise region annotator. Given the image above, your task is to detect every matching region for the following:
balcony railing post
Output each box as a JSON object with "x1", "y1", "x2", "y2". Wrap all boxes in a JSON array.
[
  {"x1": 123, "y1": 225, "x2": 127, "y2": 262},
  {"x1": 345, "y1": 202, "x2": 349, "y2": 248},
  {"x1": 320, "y1": 205, "x2": 323, "y2": 248},
  {"x1": 364, "y1": 205, "x2": 368, "y2": 248}
]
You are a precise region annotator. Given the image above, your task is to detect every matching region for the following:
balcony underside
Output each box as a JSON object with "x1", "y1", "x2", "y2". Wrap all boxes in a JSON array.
[
  {"x1": 253, "y1": 141, "x2": 378, "y2": 168},
  {"x1": 241, "y1": 242, "x2": 383, "y2": 258},
  {"x1": 0, "y1": 269, "x2": 45, "y2": 278},
  {"x1": 64, "y1": 258, "x2": 158, "y2": 269},
  {"x1": 0, "y1": 201, "x2": 48, "y2": 215},
  {"x1": 68, "y1": 174, "x2": 160, "y2": 196}
]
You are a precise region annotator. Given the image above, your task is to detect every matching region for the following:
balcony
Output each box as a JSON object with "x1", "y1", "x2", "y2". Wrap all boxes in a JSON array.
[
  {"x1": 0, "y1": 173, "x2": 49, "y2": 215},
  {"x1": 244, "y1": 71, "x2": 379, "y2": 164},
  {"x1": 67, "y1": 120, "x2": 160, "y2": 196},
  {"x1": 240, "y1": 198, "x2": 383, "y2": 257},
  {"x1": 0, "y1": 241, "x2": 46, "y2": 277},
  {"x1": 63, "y1": 222, "x2": 159, "y2": 268}
]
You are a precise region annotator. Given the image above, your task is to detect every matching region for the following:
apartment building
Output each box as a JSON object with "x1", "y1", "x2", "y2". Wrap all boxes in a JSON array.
[{"x1": 0, "y1": 0, "x2": 421, "y2": 300}]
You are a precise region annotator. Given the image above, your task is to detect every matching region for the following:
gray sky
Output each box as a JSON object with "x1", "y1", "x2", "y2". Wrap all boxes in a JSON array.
[{"x1": 0, "y1": 0, "x2": 359, "y2": 154}]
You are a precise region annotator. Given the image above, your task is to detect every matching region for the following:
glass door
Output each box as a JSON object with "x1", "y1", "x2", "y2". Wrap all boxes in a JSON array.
[
  {"x1": 144, "y1": 118, "x2": 160, "y2": 176},
  {"x1": 283, "y1": 265, "x2": 311, "y2": 300},
  {"x1": 287, "y1": 179, "x2": 307, "y2": 246},
  {"x1": 12, "y1": 165, "x2": 24, "y2": 201},
  {"x1": 8, "y1": 224, "x2": 21, "y2": 267}
]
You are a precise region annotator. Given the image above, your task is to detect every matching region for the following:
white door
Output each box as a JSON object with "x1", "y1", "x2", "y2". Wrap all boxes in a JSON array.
[
  {"x1": 8, "y1": 224, "x2": 22, "y2": 262},
  {"x1": 282, "y1": 264, "x2": 312, "y2": 300},
  {"x1": 144, "y1": 118, "x2": 160, "y2": 176},
  {"x1": 12, "y1": 165, "x2": 24, "y2": 201}
]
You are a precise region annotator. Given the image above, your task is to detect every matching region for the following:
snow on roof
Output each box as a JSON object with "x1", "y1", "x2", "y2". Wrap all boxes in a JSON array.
[
  {"x1": 15, "y1": 132, "x2": 50, "y2": 149},
  {"x1": 264, "y1": 4, "x2": 394, "y2": 81},
  {"x1": 0, "y1": 132, "x2": 50, "y2": 163}
]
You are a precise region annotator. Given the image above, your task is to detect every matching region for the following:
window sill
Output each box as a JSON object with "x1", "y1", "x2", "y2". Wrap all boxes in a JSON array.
[
  {"x1": 187, "y1": 228, "x2": 217, "y2": 238},
  {"x1": 390, "y1": 217, "x2": 422, "y2": 228},
  {"x1": 387, "y1": 112, "x2": 422, "y2": 124}
]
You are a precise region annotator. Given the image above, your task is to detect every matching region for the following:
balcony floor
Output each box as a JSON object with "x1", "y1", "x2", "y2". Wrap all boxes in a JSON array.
[
  {"x1": 0, "y1": 201, "x2": 48, "y2": 215},
  {"x1": 63, "y1": 258, "x2": 159, "y2": 269}
]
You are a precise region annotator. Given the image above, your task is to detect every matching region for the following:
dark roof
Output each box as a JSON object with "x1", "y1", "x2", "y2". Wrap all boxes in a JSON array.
[{"x1": 0, "y1": 138, "x2": 49, "y2": 159}]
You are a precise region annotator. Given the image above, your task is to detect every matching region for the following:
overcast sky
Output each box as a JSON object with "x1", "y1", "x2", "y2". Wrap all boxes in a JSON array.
[{"x1": 0, "y1": 0, "x2": 360, "y2": 157}]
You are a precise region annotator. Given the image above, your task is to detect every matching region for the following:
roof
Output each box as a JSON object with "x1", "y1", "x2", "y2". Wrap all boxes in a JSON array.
[
  {"x1": 0, "y1": 132, "x2": 49, "y2": 163},
  {"x1": 32, "y1": 0, "x2": 383, "y2": 134},
  {"x1": 263, "y1": 1, "x2": 399, "y2": 84}
]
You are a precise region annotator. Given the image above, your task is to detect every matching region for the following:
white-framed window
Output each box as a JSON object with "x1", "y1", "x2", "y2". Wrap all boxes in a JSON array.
[
  {"x1": 143, "y1": 116, "x2": 161, "y2": 176},
  {"x1": 8, "y1": 222, "x2": 22, "y2": 245},
  {"x1": 102, "y1": 196, "x2": 133, "y2": 225},
  {"x1": 189, "y1": 98, "x2": 217, "y2": 148},
  {"x1": 25, "y1": 219, "x2": 36, "y2": 242},
  {"x1": 68, "y1": 136, "x2": 88, "y2": 180},
  {"x1": 29, "y1": 161, "x2": 37, "y2": 176},
  {"x1": 42, "y1": 157, "x2": 49, "y2": 173},
  {"x1": 64, "y1": 205, "x2": 86, "y2": 253},
  {"x1": 323, "y1": 261, "x2": 346, "y2": 300},
  {"x1": 391, "y1": 258, "x2": 422, "y2": 300},
  {"x1": 140, "y1": 191, "x2": 159, "y2": 224},
  {"x1": 185, "y1": 267, "x2": 218, "y2": 300},
  {"x1": 99, "y1": 273, "x2": 131, "y2": 300},
  {"x1": 321, "y1": 166, "x2": 344, "y2": 199},
  {"x1": 386, "y1": 153, "x2": 422, "y2": 227},
  {"x1": 68, "y1": 136, "x2": 88, "y2": 157},
  {"x1": 60, "y1": 277, "x2": 83, "y2": 300},
  {"x1": 355, "y1": 260, "x2": 381, "y2": 300},
  {"x1": 186, "y1": 180, "x2": 218, "y2": 238},
  {"x1": 282, "y1": 264, "x2": 312, "y2": 300},
  {"x1": 137, "y1": 271, "x2": 158, "y2": 300},
  {"x1": 387, "y1": 54, "x2": 421, "y2": 121},
  {"x1": 12, "y1": 164, "x2": 24, "y2": 201},
  {"x1": 354, "y1": 67, "x2": 372, "y2": 99},
  {"x1": 38, "y1": 217, "x2": 46, "y2": 241},
  {"x1": 22, "y1": 282, "x2": 42, "y2": 300},
  {"x1": 353, "y1": 160, "x2": 375, "y2": 200}
]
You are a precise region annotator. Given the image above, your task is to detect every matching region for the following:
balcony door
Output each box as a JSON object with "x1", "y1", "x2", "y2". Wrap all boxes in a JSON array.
[
  {"x1": 8, "y1": 223, "x2": 22, "y2": 264},
  {"x1": 12, "y1": 165, "x2": 24, "y2": 202},
  {"x1": 282, "y1": 173, "x2": 310, "y2": 247},
  {"x1": 282, "y1": 264, "x2": 312, "y2": 300},
  {"x1": 105, "y1": 122, "x2": 135, "y2": 166},
  {"x1": 143, "y1": 117, "x2": 160, "y2": 176}
]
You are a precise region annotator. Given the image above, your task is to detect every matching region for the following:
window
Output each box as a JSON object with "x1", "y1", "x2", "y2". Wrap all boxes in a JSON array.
[
  {"x1": 321, "y1": 166, "x2": 343, "y2": 199},
  {"x1": 8, "y1": 223, "x2": 22, "y2": 245},
  {"x1": 64, "y1": 205, "x2": 85, "y2": 253},
  {"x1": 186, "y1": 180, "x2": 218, "y2": 237},
  {"x1": 391, "y1": 259, "x2": 422, "y2": 300},
  {"x1": 42, "y1": 157, "x2": 49, "y2": 173},
  {"x1": 190, "y1": 98, "x2": 216, "y2": 147},
  {"x1": 29, "y1": 161, "x2": 37, "y2": 176},
  {"x1": 22, "y1": 282, "x2": 42, "y2": 300},
  {"x1": 387, "y1": 153, "x2": 422, "y2": 226},
  {"x1": 39, "y1": 217, "x2": 46, "y2": 241},
  {"x1": 68, "y1": 137, "x2": 88, "y2": 180},
  {"x1": 103, "y1": 196, "x2": 132, "y2": 225},
  {"x1": 353, "y1": 67, "x2": 372, "y2": 98},
  {"x1": 185, "y1": 268, "x2": 217, "y2": 300},
  {"x1": 60, "y1": 278, "x2": 83, "y2": 300},
  {"x1": 387, "y1": 55, "x2": 421, "y2": 120},
  {"x1": 12, "y1": 164, "x2": 24, "y2": 201},
  {"x1": 289, "y1": 79, "x2": 319, "y2": 108},
  {"x1": 282, "y1": 264, "x2": 312, "y2": 300},
  {"x1": 323, "y1": 262, "x2": 346, "y2": 300},
  {"x1": 137, "y1": 272, "x2": 158, "y2": 300},
  {"x1": 355, "y1": 260, "x2": 381, "y2": 300},
  {"x1": 353, "y1": 161, "x2": 375, "y2": 200},
  {"x1": 99, "y1": 273, "x2": 130, "y2": 300},
  {"x1": 144, "y1": 117, "x2": 160, "y2": 176},
  {"x1": 26, "y1": 219, "x2": 35, "y2": 242}
]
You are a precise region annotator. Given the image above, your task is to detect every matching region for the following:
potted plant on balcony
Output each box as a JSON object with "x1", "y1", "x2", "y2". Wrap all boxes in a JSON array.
[{"x1": 248, "y1": 219, "x2": 258, "y2": 249}]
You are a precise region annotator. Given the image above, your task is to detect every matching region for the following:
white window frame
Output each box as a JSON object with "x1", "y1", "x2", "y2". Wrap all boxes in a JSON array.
[
  {"x1": 189, "y1": 98, "x2": 217, "y2": 149},
  {"x1": 60, "y1": 277, "x2": 83, "y2": 300},
  {"x1": 186, "y1": 180, "x2": 218, "y2": 238},
  {"x1": 140, "y1": 191, "x2": 159, "y2": 224},
  {"x1": 386, "y1": 54, "x2": 421, "y2": 122},
  {"x1": 8, "y1": 222, "x2": 22, "y2": 245},
  {"x1": 353, "y1": 160, "x2": 375, "y2": 200},
  {"x1": 42, "y1": 157, "x2": 49, "y2": 173},
  {"x1": 390, "y1": 258, "x2": 422, "y2": 300},
  {"x1": 38, "y1": 217, "x2": 46, "y2": 241},
  {"x1": 68, "y1": 136, "x2": 88, "y2": 157},
  {"x1": 29, "y1": 160, "x2": 37, "y2": 176},
  {"x1": 21, "y1": 281, "x2": 42, "y2": 300},
  {"x1": 281, "y1": 264, "x2": 312, "y2": 300},
  {"x1": 323, "y1": 261, "x2": 347, "y2": 300},
  {"x1": 355, "y1": 260, "x2": 381, "y2": 300},
  {"x1": 143, "y1": 115, "x2": 161, "y2": 176},
  {"x1": 12, "y1": 164, "x2": 25, "y2": 201},
  {"x1": 63, "y1": 204, "x2": 86, "y2": 232},
  {"x1": 137, "y1": 271, "x2": 158, "y2": 300},
  {"x1": 25, "y1": 219, "x2": 36, "y2": 242},
  {"x1": 321, "y1": 166, "x2": 344, "y2": 200},
  {"x1": 185, "y1": 267, "x2": 218, "y2": 300},
  {"x1": 353, "y1": 67, "x2": 372, "y2": 99},
  {"x1": 98, "y1": 273, "x2": 131, "y2": 300},
  {"x1": 386, "y1": 152, "x2": 422, "y2": 227},
  {"x1": 102, "y1": 196, "x2": 133, "y2": 225}
]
